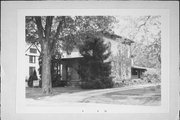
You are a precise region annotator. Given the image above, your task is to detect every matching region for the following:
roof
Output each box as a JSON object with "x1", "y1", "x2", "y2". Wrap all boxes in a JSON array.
[
  {"x1": 121, "y1": 38, "x2": 135, "y2": 45},
  {"x1": 100, "y1": 31, "x2": 134, "y2": 45},
  {"x1": 101, "y1": 31, "x2": 123, "y2": 39},
  {"x1": 61, "y1": 51, "x2": 83, "y2": 59},
  {"x1": 132, "y1": 65, "x2": 157, "y2": 71},
  {"x1": 131, "y1": 65, "x2": 147, "y2": 70},
  {"x1": 61, "y1": 32, "x2": 134, "y2": 59},
  {"x1": 25, "y1": 43, "x2": 41, "y2": 54},
  {"x1": 25, "y1": 32, "x2": 134, "y2": 59}
]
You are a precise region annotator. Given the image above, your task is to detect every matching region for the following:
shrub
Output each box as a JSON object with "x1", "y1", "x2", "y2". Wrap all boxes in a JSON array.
[
  {"x1": 51, "y1": 75, "x2": 68, "y2": 87},
  {"x1": 81, "y1": 77, "x2": 114, "y2": 89},
  {"x1": 28, "y1": 70, "x2": 38, "y2": 87},
  {"x1": 52, "y1": 80, "x2": 67, "y2": 87},
  {"x1": 39, "y1": 79, "x2": 42, "y2": 88},
  {"x1": 101, "y1": 77, "x2": 114, "y2": 88},
  {"x1": 81, "y1": 79, "x2": 105, "y2": 89},
  {"x1": 79, "y1": 36, "x2": 113, "y2": 89},
  {"x1": 143, "y1": 69, "x2": 161, "y2": 83}
]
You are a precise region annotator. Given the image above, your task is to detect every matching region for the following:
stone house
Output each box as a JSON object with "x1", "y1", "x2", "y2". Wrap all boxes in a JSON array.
[{"x1": 25, "y1": 33, "x2": 147, "y2": 87}]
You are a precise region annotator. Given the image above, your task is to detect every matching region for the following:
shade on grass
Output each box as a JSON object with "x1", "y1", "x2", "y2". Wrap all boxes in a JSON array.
[
  {"x1": 81, "y1": 86, "x2": 161, "y2": 106},
  {"x1": 26, "y1": 85, "x2": 161, "y2": 106}
]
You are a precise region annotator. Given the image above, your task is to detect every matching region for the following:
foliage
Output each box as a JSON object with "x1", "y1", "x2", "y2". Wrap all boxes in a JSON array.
[
  {"x1": 26, "y1": 16, "x2": 116, "y2": 94},
  {"x1": 26, "y1": 16, "x2": 116, "y2": 55},
  {"x1": 28, "y1": 70, "x2": 38, "y2": 87},
  {"x1": 78, "y1": 35, "x2": 113, "y2": 89},
  {"x1": 116, "y1": 16, "x2": 161, "y2": 69},
  {"x1": 110, "y1": 42, "x2": 132, "y2": 82},
  {"x1": 142, "y1": 69, "x2": 161, "y2": 83}
]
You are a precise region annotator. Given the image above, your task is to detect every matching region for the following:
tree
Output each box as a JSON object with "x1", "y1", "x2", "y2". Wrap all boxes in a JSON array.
[
  {"x1": 115, "y1": 16, "x2": 161, "y2": 68},
  {"x1": 78, "y1": 35, "x2": 113, "y2": 89},
  {"x1": 26, "y1": 16, "x2": 116, "y2": 94}
]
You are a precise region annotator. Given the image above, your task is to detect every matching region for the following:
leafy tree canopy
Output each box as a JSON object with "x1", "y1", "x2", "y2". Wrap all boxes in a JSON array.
[
  {"x1": 26, "y1": 16, "x2": 116, "y2": 55},
  {"x1": 115, "y1": 16, "x2": 161, "y2": 68}
]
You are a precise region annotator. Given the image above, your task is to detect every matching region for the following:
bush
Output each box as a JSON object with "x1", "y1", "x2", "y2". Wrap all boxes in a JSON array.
[
  {"x1": 143, "y1": 69, "x2": 161, "y2": 83},
  {"x1": 28, "y1": 70, "x2": 38, "y2": 87},
  {"x1": 52, "y1": 75, "x2": 68, "y2": 87},
  {"x1": 81, "y1": 79, "x2": 105, "y2": 89},
  {"x1": 81, "y1": 77, "x2": 114, "y2": 89},
  {"x1": 101, "y1": 77, "x2": 114, "y2": 88},
  {"x1": 52, "y1": 80, "x2": 67, "y2": 87},
  {"x1": 39, "y1": 79, "x2": 42, "y2": 88}
]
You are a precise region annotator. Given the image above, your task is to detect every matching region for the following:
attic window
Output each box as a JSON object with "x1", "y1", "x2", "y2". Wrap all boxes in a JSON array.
[{"x1": 30, "y1": 48, "x2": 37, "y2": 53}]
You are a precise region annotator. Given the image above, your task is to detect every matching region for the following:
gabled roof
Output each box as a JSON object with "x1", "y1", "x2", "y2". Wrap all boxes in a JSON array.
[{"x1": 25, "y1": 43, "x2": 41, "y2": 54}]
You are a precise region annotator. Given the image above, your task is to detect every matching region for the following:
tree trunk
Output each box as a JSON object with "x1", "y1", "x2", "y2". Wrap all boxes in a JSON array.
[{"x1": 41, "y1": 41, "x2": 52, "y2": 94}]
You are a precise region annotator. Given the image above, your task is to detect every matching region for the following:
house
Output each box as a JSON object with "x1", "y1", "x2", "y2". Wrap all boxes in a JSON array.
[
  {"x1": 131, "y1": 66, "x2": 147, "y2": 79},
  {"x1": 25, "y1": 43, "x2": 41, "y2": 87},
  {"x1": 25, "y1": 33, "x2": 147, "y2": 87},
  {"x1": 51, "y1": 34, "x2": 136, "y2": 87}
]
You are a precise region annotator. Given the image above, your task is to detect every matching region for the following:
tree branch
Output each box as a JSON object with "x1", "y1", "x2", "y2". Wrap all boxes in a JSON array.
[
  {"x1": 55, "y1": 16, "x2": 65, "y2": 38},
  {"x1": 137, "y1": 16, "x2": 151, "y2": 32},
  {"x1": 35, "y1": 16, "x2": 44, "y2": 40},
  {"x1": 50, "y1": 17, "x2": 65, "y2": 54},
  {"x1": 45, "y1": 16, "x2": 53, "y2": 40}
]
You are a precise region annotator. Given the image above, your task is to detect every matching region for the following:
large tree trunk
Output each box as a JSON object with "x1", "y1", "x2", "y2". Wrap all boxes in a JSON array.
[
  {"x1": 34, "y1": 16, "x2": 65, "y2": 94},
  {"x1": 41, "y1": 41, "x2": 52, "y2": 94}
]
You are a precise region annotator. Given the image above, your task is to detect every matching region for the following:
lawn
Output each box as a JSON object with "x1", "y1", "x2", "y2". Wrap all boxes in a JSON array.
[
  {"x1": 80, "y1": 86, "x2": 161, "y2": 106},
  {"x1": 26, "y1": 86, "x2": 89, "y2": 99},
  {"x1": 26, "y1": 84, "x2": 161, "y2": 106}
]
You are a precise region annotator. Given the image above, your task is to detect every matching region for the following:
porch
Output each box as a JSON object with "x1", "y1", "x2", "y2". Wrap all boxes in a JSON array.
[
  {"x1": 51, "y1": 57, "x2": 82, "y2": 87},
  {"x1": 131, "y1": 66, "x2": 147, "y2": 79}
]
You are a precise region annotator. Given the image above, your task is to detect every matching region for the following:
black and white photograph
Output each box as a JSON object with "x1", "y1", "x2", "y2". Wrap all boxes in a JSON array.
[
  {"x1": 25, "y1": 15, "x2": 162, "y2": 106},
  {"x1": 1, "y1": 1, "x2": 179, "y2": 120}
]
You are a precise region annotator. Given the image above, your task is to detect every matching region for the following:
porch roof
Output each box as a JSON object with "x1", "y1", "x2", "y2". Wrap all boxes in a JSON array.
[
  {"x1": 131, "y1": 65, "x2": 147, "y2": 70},
  {"x1": 61, "y1": 51, "x2": 83, "y2": 59}
]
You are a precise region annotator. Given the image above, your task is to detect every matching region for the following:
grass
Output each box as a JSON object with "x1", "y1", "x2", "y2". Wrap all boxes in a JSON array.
[
  {"x1": 26, "y1": 85, "x2": 161, "y2": 106},
  {"x1": 81, "y1": 86, "x2": 161, "y2": 106},
  {"x1": 26, "y1": 87, "x2": 88, "y2": 99}
]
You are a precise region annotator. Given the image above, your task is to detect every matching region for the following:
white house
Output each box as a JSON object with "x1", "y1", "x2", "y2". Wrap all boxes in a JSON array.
[{"x1": 25, "y1": 43, "x2": 41, "y2": 87}]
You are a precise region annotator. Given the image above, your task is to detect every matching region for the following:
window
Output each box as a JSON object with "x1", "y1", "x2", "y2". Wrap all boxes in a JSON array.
[
  {"x1": 30, "y1": 48, "x2": 37, "y2": 53},
  {"x1": 29, "y1": 67, "x2": 35, "y2": 76},
  {"x1": 131, "y1": 68, "x2": 138, "y2": 75},
  {"x1": 29, "y1": 55, "x2": 36, "y2": 63}
]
